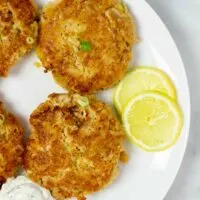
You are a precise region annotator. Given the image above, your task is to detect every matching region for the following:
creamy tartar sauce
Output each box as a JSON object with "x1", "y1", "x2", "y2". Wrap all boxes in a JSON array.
[{"x1": 0, "y1": 176, "x2": 54, "y2": 200}]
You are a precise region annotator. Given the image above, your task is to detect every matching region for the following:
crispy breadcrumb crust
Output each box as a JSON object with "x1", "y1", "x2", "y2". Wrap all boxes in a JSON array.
[
  {"x1": 37, "y1": 0, "x2": 137, "y2": 94},
  {"x1": 0, "y1": 0, "x2": 38, "y2": 76},
  {"x1": 24, "y1": 93, "x2": 125, "y2": 199},
  {"x1": 0, "y1": 102, "x2": 24, "y2": 186}
]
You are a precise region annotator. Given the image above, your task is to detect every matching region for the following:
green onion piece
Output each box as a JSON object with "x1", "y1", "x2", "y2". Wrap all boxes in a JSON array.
[
  {"x1": 77, "y1": 96, "x2": 89, "y2": 108},
  {"x1": 26, "y1": 36, "x2": 34, "y2": 44},
  {"x1": 0, "y1": 33, "x2": 4, "y2": 41},
  {"x1": 80, "y1": 40, "x2": 92, "y2": 52},
  {"x1": 121, "y1": 2, "x2": 127, "y2": 12},
  {"x1": 116, "y1": 1, "x2": 127, "y2": 12},
  {"x1": 0, "y1": 114, "x2": 5, "y2": 125}
]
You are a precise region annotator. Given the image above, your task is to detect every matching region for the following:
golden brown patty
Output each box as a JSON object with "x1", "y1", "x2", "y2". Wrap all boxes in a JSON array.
[
  {"x1": 37, "y1": 0, "x2": 137, "y2": 94},
  {"x1": 0, "y1": 102, "x2": 24, "y2": 185},
  {"x1": 0, "y1": 0, "x2": 38, "y2": 76},
  {"x1": 24, "y1": 93, "x2": 125, "y2": 200}
]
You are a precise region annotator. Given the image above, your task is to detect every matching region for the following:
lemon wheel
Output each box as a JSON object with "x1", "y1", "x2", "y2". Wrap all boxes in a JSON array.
[
  {"x1": 114, "y1": 67, "x2": 177, "y2": 113},
  {"x1": 122, "y1": 92, "x2": 183, "y2": 152}
]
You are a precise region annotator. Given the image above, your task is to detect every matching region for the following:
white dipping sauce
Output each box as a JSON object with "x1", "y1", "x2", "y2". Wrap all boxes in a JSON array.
[{"x1": 0, "y1": 176, "x2": 54, "y2": 200}]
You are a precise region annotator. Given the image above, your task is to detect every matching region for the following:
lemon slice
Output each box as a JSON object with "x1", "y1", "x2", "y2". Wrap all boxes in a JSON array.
[
  {"x1": 114, "y1": 67, "x2": 177, "y2": 113},
  {"x1": 122, "y1": 92, "x2": 183, "y2": 152}
]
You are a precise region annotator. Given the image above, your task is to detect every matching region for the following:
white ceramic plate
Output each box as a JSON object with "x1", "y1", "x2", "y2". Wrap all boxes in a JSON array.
[{"x1": 0, "y1": 0, "x2": 190, "y2": 200}]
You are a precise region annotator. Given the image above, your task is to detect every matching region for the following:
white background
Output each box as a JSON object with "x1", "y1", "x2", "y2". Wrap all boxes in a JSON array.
[{"x1": 146, "y1": 0, "x2": 200, "y2": 199}]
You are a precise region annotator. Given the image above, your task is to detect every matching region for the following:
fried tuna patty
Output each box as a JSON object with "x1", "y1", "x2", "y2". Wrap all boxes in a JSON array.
[
  {"x1": 24, "y1": 93, "x2": 125, "y2": 199},
  {"x1": 0, "y1": 102, "x2": 24, "y2": 185},
  {"x1": 37, "y1": 0, "x2": 137, "y2": 94},
  {"x1": 0, "y1": 0, "x2": 38, "y2": 76}
]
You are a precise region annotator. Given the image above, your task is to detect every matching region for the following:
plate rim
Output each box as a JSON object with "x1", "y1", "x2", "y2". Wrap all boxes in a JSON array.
[{"x1": 134, "y1": 0, "x2": 191, "y2": 199}]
